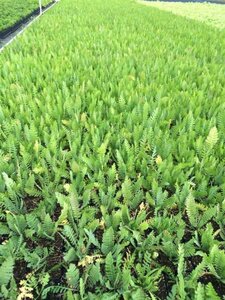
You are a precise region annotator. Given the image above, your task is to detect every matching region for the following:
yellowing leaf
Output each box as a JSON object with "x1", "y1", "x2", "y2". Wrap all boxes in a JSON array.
[
  {"x1": 206, "y1": 127, "x2": 218, "y2": 148},
  {"x1": 128, "y1": 75, "x2": 135, "y2": 81},
  {"x1": 80, "y1": 113, "x2": 87, "y2": 122},
  {"x1": 33, "y1": 166, "x2": 44, "y2": 174},
  {"x1": 71, "y1": 161, "x2": 80, "y2": 173},
  {"x1": 33, "y1": 141, "x2": 39, "y2": 153},
  {"x1": 78, "y1": 255, "x2": 102, "y2": 267},
  {"x1": 62, "y1": 119, "x2": 70, "y2": 126},
  {"x1": 156, "y1": 155, "x2": 163, "y2": 165},
  {"x1": 3, "y1": 154, "x2": 11, "y2": 162},
  {"x1": 63, "y1": 183, "x2": 71, "y2": 192}
]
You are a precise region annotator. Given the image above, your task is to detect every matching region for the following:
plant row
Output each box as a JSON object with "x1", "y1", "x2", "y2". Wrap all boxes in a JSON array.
[{"x1": 0, "y1": 0, "x2": 53, "y2": 33}]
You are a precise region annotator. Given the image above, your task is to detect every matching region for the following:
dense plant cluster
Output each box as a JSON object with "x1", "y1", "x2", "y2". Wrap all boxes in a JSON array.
[
  {"x1": 141, "y1": 1, "x2": 225, "y2": 30},
  {"x1": 0, "y1": 0, "x2": 225, "y2": 299},
  {"x1": 0, "y1": 0, "x2": 52, "y2": 33}
]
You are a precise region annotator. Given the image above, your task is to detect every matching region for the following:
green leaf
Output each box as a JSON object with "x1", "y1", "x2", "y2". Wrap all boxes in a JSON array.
[
  {"x1": 66, "y1": 264, "x2": 79, "y2": 288},
  {"x1": 0, "y1": 256, "x2": 14, "y2": 286},
  {"x1": 101, "y1": 227, "x2": 114, "y2": 255},
  {"x1": 105, "y1": 252, "x2": 115, "y2": 283},
  {"x1": 185, "y1": 193, "x2": 198, "y2": 227},
  {"x1": 205, "y1": 283, "x2": 220, "y2": 300}
]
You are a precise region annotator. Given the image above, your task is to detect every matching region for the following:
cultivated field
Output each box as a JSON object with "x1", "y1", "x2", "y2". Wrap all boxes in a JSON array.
[
  {"x1": 0, "y1": 0, "x2": 52, "y2": 33},
  {"x1": 0, "y1": 0, "x2": 225, "y2": 299},
  {"x1": 140, "y1": 1, "x2": 225, "y2": 29}
]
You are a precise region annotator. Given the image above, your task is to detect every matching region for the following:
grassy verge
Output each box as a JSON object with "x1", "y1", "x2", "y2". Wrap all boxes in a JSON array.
[
  {"x1": 139, "y1": 1, "x2": 225, "y2": 29},
  {"x1": 0, "y1": 0, "x2": 225, "y2": 299}
]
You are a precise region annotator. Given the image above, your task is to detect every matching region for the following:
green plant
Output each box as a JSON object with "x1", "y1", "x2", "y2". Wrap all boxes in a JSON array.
[{"x1": 0, "y1": 0, "x2": 225, "y2": 298}]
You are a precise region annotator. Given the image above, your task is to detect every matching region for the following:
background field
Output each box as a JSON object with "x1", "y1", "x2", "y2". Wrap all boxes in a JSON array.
[
  {"x1": 139, "y1": 1, "x2": 225, "y2": 29},
  {"x1": 0, "y1": 0, "x2": 225, "y2": 299}
]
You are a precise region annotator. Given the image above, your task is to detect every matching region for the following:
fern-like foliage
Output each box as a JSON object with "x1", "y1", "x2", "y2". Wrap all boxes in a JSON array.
[
  {"x1": 88, "y1": 263, "x2": 102, "y2": 286},
  {"x1": 122, "y1": 177, "x2": 132, "y2": 203},
  {"x1": 105, "y1": 252, "x2": 116, "y2": 284},
  {"x1": 185, "y1": 193, "x2": 198, "y2": 227},
  {"x1": 66, "y1": 264, "x2": 80, "y2": 288},
  {"x1": 194, "y1": 283, "x2": 205, "y2": 300},
  {"x1": 0, "y1": 256, "x2": 14, "y2": 286},
  {"x1": 177, "y1": 244, "x2": 186, "y2": 300},
  {"x1": 63, "y1": 225, "x2": 77, "y2": 247},
  {"x1": 131, "y1": 288, "x2": 146, "y2": 300},
  {"x1": 1, "y1": 0, "x2": 225, "y2": 299},
  {"x1": 201, "y1": 223, "x2": 216, "y2": 252},
  {"x1": 185, "y1": 193, "x2": 216, "y2": 229},
  {"x1": 70, "y1": 192, "x2": 80, "y2": 220},
  {"x1": 205, "y1": 283, "x2": 220, "y2": 300},
  {"x1": 101, "y1": 227, "x2": 114, "y2": 255},
  {"x1": 206, "y1": 127, "x2": 218, "y2": 149},
  {"x1": 209, "y1": 245, "x2": 225, "y2": 281},
  {"x1": 42, "y1": 286, "x2": 72, "y2": 299},
  {"x1": 187, "y1": 259, "x2": 206, "y2": 286}
]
